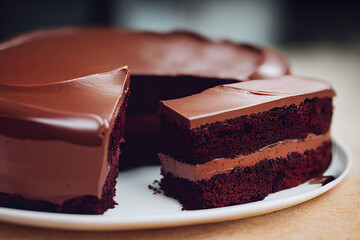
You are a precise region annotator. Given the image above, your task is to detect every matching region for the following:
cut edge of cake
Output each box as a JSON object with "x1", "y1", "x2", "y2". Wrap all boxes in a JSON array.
[{"x1": 158, "y1": 75, "x2": 335, "y2": 209}]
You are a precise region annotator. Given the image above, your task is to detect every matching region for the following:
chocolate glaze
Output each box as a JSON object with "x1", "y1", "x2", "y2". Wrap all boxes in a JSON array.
[
  {"x1": 0, "y1": 27, "x2": 290, "y2": 206},
  {"x1": 0, "y1": 136, "x2": 105, "y2": 204},
  {"x1": 0, "y1": 68, "x2": 130, "y2": 146},
  {"x1": 160, "y1": 76, "x2": 336, "y2": 129},
  {"x1": 0, "y1": 27, "x2": 289, "y2": 84}
]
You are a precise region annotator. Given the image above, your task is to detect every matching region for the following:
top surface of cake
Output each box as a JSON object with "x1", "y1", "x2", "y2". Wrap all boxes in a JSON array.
[
  {"x1": 0, "y1": 27, "x2": 289, "y2": 86},
  {"x1": 160, "y1": 75, "x2": 336, "y2": 129},
  {"x1": 0, "y1": 67, "x2": 129, "y2": 145}
]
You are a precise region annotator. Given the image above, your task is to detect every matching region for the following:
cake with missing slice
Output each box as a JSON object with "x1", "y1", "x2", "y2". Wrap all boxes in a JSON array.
[
  {"x1": 0, "y1": 28, "x2": 288, "y2": 214},
  {"x1": 159, "y1": 76, "x2": 335, "y2": 210},
  {"x1": 0, "y1": 27, "x2": 335, "y2": 214}
]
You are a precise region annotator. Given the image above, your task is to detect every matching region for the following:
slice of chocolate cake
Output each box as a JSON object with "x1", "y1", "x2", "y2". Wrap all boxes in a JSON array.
[{"x1": 159, "y1": 76, "x2": 336, "y2": 210}]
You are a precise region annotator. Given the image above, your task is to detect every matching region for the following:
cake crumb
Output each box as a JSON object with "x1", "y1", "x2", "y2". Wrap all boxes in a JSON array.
[{"x1": 148, "y1": 180, "x2": 163, "y2": 195}]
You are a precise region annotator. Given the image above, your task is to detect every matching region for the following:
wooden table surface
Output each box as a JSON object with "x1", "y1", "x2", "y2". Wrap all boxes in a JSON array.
[{"x1": 0, "y1": 44, "x2": 359, "y2": 240}]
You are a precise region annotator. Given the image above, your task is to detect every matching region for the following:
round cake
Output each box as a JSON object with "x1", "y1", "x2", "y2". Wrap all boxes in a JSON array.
[{"x1": 0, "y1": 28, "x2": 334, "y2": 213}]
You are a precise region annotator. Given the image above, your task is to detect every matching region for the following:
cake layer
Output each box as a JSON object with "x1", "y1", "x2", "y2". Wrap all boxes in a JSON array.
[
  {"x1": 161, "y1": 141, "x2": 332, "y2": 210},
  {"x1": 160, "y1": 96, "x2": 333, "y2": 164},
  {"x1": 160, "y1": 76, "x2": 335, "y2": 129},
  {"x1": 160, "y1": 132, "x2": 330, "y2": 182}
]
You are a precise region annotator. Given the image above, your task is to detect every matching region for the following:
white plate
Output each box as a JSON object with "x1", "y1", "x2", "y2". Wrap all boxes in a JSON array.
[{"x1": 0, "y1": 141, "x2": 352, "y2": 231}]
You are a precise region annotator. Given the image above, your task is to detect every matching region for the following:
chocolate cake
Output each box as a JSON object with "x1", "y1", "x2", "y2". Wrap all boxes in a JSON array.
[
  {"x1": 159, "y1": 76, "x2": 335, "y2": 209},
  {"x1": 0, "y1": 27, "x2": 334, "y2": 213},
  {"x1": 0, "y1": 28, "x2": 289, "y2": 213}
]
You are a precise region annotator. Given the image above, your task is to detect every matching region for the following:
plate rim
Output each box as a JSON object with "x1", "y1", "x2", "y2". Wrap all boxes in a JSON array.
[{"x1": 0, "y1": 140, "x2": 352, "y2": 231}]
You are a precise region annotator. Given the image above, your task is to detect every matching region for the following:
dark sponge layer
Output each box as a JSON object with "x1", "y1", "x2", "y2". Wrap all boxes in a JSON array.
[
  {"x1": 159, "y1": 97, "x2": 333, "y2": 164},
  {"x1": 0, "y1": 91, "x2": 130, "y2": 214},
  {"x1": 161, "y1": 141, "x2": 332, "y2": 210}
]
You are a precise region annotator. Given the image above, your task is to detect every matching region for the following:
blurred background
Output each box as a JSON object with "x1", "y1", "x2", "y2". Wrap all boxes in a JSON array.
[
  {"x1": 0, "y1": 0, "x2": 359, "y2": 169},
  {"x1": 0, "y1": 0, "x2": 359, "y2": 45}
]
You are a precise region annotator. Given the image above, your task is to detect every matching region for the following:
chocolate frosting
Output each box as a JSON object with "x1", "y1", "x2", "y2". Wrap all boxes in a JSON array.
[
  {"x1": 0, "y1": 27, "x2": 289, "y2": 85},
  {"x1": 160, "y1": 76, "x2": 336, "y2": 129},
  {"x1": 160, "y1": 132, "x2": 331, "y2": 181},
  {"x1": 0, "y1": 68, "x2": 130, "y2": 145}
]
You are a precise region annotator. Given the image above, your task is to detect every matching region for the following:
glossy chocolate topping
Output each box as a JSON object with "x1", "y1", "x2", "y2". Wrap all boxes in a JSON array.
[
  {"x1": 0, "y1": 27, "x2": 289, "y2": 85},
  {"x1": 160, "y1": 76, "x2": 336, "y2": 129},
  {"x1": 0, "y1": 67, "x2": 130, "y2": 146},
  {"x1": 160, "y1": 132, "x2": 331, "y2": 181}
]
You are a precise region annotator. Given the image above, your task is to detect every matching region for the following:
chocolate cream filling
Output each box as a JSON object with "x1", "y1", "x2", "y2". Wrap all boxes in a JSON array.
[{"x1": 159, "y1": 132, "x2": 331, "y2": 182}]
